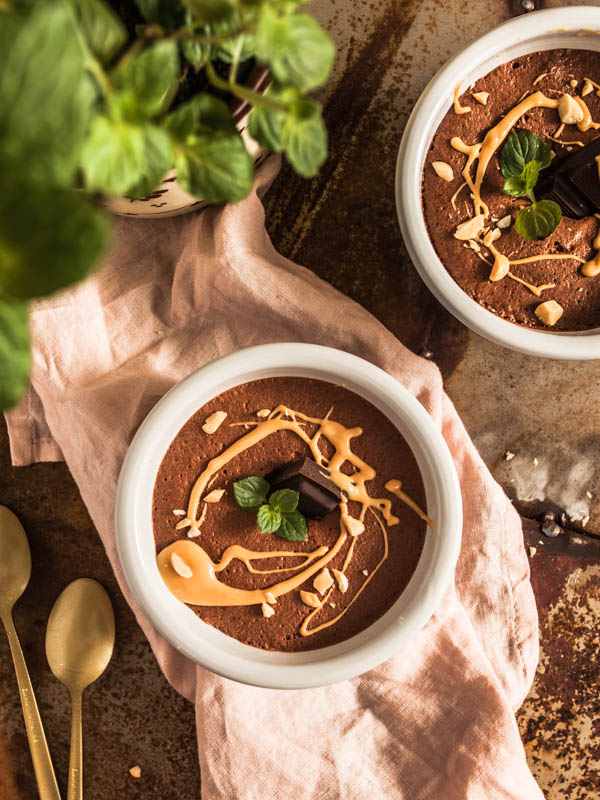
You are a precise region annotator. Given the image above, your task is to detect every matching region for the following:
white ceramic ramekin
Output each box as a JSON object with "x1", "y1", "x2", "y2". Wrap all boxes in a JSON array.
[
  {"x1": 396, "y1": 7, "x2": 600, "y2": 360},
  {"x1": 115, "y1": 344, "x2": 462, "y2": 689}
]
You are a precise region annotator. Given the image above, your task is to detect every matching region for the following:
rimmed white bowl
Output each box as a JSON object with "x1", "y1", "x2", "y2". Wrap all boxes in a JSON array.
[
  {"x1": 396, "y1": 7, "x2": 600, "y2": 360},
  {"x1": 115, "y1": 343, "x2": 462, "y2": 689}
]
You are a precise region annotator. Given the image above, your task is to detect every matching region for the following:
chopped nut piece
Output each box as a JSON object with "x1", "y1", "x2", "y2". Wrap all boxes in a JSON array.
[
  {"x1": 586, "y1": 490, "x2": 593, "y2": 499},
  {"x1": 256, "y1": 408, "x2": 271, "y2": 418},
  {"x1": 489, "y1": 252, "x2": 510, "y2": 281},
  {"x1": 202, "y1": 410, "x2": 227, "y2": 434},
  {"x1": 483, "y1": 228, "x2": 501, "y2": 247},
  {"x1": 529, "y1": 547, "x2": 537, "y2": 557},
  {"x1": 557, "y1": 93, "x2": 584, "y2": 125},
  {"x1": 362, "y1": 569, "x2": 369, "y2": 577},
  {"x1": 265, "y1": 592, "x2": 277, "y2": 604},
  {"x1": 332, "y1": 569, "x2": 349, "y2": 593},
  {"x1": 472, "y1": 91, "x2": 489, "y2": 105},
  {"x1": 535, "y1": 299, "x2": 563, "y2": 326},
  {"x1": 344, "y1": 516, "x2": 365, "y2": 537},
  {"x1": 203, "y1": 489, "x2": 225, "y2": 503},
  {"x1": 505, "y1": 451, "x2": 515, "y2": 461},
  {"x1": 261, "y1": 602, "x2": 275, "y2": 618},
  {"x1": 570, "y1": 79, "x2": 578, "y2": 88},
  {"x1": 300, "y1": 590, "x2": 321, "y2": 608},
  {"x1": 468, "y1": 240, "x2": 481, "y2": 252},
  {"x1": 432, "y1": 161, "x2": 454, "y2": 182},
  {"x1": 313, "y1": 567, "x2": 334, "y2": 595},
  {"x1": 330, "y1": 602, "x2": 336, "y2": 608},
  {"x1": 582, "y1": 81, "x2": 593, "y2": 97},
  {"x1": 533, "y1": 457, "x2": 539, "y2": 466},
  {"x1": 497, "y1": 215, "x2": 512, "y2": 229},
  {"x1": 129, "y1": 766, "x2": 141, "y2": 779},
  {"x1": 172, "y1": 509, "x2": 186, "y2": 516},
  {"x1": 170, "y1": 552, "x2": 193, "y2": 578},
  {"x1": 454, "y1": 214, "x2": 485, "y2": 241},
  {"x1": 175, "y1": 517, "x2": 192, "y2": 530}
]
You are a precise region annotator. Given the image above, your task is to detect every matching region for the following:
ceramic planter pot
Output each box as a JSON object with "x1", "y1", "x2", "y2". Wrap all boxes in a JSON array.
[
  {"x1": 396, "y1": 7, "x2": 600, "y2": 360},
  {"x1": 107, "y1": 66, "x2": 270, "y2": 219}
]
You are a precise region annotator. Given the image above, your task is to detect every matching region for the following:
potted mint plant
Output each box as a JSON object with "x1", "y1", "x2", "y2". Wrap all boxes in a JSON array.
[{"x1": 0, "y1": 0, "x2": 335, "y2": 411}]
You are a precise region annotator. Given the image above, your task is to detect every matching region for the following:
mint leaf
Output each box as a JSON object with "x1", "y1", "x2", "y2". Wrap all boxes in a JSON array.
[
  {"x1": 68, "y1": 0, "x2": 127, "y2": 63},
  {"x1": 166, "y1": 94, "x2": 254, "y2": 203},
  {"x1": 503, "y1": 160, "x2": 540, "y2": 198},
  {"x1": 515, "y1": 199, "x2": 562, "y2": 241},
  {"x1": 255, "y1": 9, "x2": 334, "y2": 91},
  {"x1": 115, "y1": 41, "x2": 179, "y2": 117},
  {"x1": 0, "y1": 183, "x2": 109, "y2": 301},
  {"x1": 233, "y1": 476, "x2": 269, "y2": 510},
  {"x1": 499, "y1": 129, "x2": 551, "y2": 179},
  {"x1": 181, "y1": 0, "x2": 235, "y2": 24},
  {"x1": 126, "y1": 125, "x2": 173, "y2": 198},
  {"x1": 269, "y1": 489, "x2": 299, "y2": 513},
  {"x1": 281, "y1": 99, "x2": 327, "y2": 177},
  {"x1": 0, "y1": 298, "x2": 30, "y2": 412},
  {"x1": 181, "y1": 39, "x2": 211, "y2": 70},
  {"x1": 278, "y1": 510, "x2": 307, "y2": 542},
  {"x1": 257, "y1": 504, "x2": 282, "y2": 533},
  {"x1": 133, "y1": 0, "x2": 186, "y2": 28},
  {"x1": 249, "y1": 89, "x2": 286, "y2": 151},
  {"x1": 0, "y1": 2, "x2": 92, "y2": 184}
]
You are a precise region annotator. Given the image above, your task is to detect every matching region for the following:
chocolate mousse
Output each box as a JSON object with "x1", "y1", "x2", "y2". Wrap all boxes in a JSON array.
[
  {"x1": 422, "y1": 49, "x2": 600, "y2": 331},
  {"x1": 152, "y1": 377, "x2": 431, "y2": 652}
]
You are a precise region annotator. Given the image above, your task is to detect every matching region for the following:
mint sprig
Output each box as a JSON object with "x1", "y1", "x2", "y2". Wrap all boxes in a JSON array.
[
  {"x1": 499, "y1": 129, "x2": 561, "y2": 241},
  {"x1": 233, "y1": 477, "x2": 308, "y2": 541}
]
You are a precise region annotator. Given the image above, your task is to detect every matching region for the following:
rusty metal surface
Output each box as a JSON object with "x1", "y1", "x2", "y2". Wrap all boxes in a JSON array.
[{"x1": 1, "y1": 0, "x2": 600, "y2": 797}]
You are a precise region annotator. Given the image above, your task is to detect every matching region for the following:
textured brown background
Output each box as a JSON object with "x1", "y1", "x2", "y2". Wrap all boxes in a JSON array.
[{"x1": 2, "y1": 0, "x2": 600, "y2": 797}]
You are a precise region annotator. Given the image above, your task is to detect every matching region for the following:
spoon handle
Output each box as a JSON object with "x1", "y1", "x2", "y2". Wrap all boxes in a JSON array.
[
  {"x1": 1, "y1": 612, "x2": 62, "y2": 800},
  {"x1": 67, "y1": 690, "x2": 83, "y2": 800}
]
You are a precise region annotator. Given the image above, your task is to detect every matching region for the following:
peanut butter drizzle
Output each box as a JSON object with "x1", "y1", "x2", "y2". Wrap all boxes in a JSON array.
[
  {"x1": 385, "y1": 479, "x2": 435, "y2": 528},
  {"x1": 573, "y1": 96, "x2": 600, "y2": 131},
  {"x1": 157, "y1": 404, "x2": 432, "y2": 637},
  {"x1": 453, "y1": 83, "x2": 471, "y2": 115},
  {"x1": 583, "y1": 218, "x2": 600, "y2": 277}
]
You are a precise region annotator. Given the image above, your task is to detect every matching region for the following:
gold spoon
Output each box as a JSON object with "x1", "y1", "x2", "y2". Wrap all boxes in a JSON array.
[
  {"x1": 45, "y1": 579, "x2": 115, "y2": 800},
  {"x1": 0, "y1": 505, "x2": 61, "y2": 800}
]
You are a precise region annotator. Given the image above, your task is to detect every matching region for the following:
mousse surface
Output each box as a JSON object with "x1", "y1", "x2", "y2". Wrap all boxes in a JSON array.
[
  {"x1": 422, "y1": 48, "x2": 600, "y2": 331},
  {"x1": 152, "y1": 377, "x2": 427, "y2": 651}
]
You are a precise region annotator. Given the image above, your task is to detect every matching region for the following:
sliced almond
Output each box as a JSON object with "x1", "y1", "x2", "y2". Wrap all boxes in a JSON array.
[
  {"x1": 202, "y1": 410, "x2": 227, "y2": 434},
  {"x1": 344, "y1": 516, "x2": 365, "y2": 537},
  {"x1": 261, "y1": 602, "x2": 275, "y2": 618},
  {"x1": 313, "y1": 567, "x2": 334, "y2": 595},
  {"x1": 454, "y1": 214, "x2": 485, "y2": 241},
  {"x1": 489, "y1": 252, "x2": 510, "y2": 281},
  {"x1": 432, "y1": 161, "x2": 454, "y2": 182},
  {"x1": 535, "y1": 299, "x2": 563, "y2": 326},
  {"x1": 332, "y1": 569, "x2": 349, "y2": 593},
  {"x1": 265, "y1": 591, "x2": 277, "y2": 604},
  {"x1": 300, "y1": 590, "x2": 321, "y2": 609},
  {"x1": 203, "y1": 488, "x2": 225, "y2": 503},
  {"x1": 483, "y1": 228, "x2": 501, "y2": 247},
  {"x1": 582, "y1": 82, "x2": 593, "y2": 97},
  {"x1": 472, "y1": 91, "x2": 489, "y2": 105},
  {"x1": 172, "y1": 509, "x2": 186, "y2": 516},
  {"x1": 557, "y1": 93, "x2": 584, "y2": 125},
  {"x1": 497, "y1": 214, "x2": 512, "y2": 229},
  {"x1": 175, "y1": 517, "x2": 192, "y2": 530},
  {"x1": 129, "y1": 766, "x2": 141, "y2": 779},
  {"x1": 256, "y1": 408, "x2": 271, "y2": 418},
  {"x1": 170, "y1": 552, "x2": 193, "y2": 578},
  {"x1": 468, "y1": 240, "x2": 481, "y2": 252}
]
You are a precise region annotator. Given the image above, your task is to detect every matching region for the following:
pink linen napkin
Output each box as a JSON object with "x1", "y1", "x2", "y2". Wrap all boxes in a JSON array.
[{"x1": 6, "y1": 158, "x2": 542, "y2": 799}]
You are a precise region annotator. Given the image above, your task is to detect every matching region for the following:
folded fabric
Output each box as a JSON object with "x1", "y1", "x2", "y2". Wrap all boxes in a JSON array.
[{"x1": 6, "y1": 158, "x2": 542, "y2": 799}]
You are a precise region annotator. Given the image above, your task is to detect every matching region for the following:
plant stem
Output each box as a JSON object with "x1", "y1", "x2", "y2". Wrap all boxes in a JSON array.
[
  {"x1": 206, "y1": 61, "x2": 284, "y2": 112},
  {"x1": 229, "y1": 34, "x2": 245, "y2": 83}
]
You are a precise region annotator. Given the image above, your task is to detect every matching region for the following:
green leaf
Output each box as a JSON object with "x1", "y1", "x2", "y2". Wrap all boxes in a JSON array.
[
  {"x1": 0, "y1": 298, "x2": 30, "y2": 412},
  {"x1": 499, "y1": 129, "x2": 551, "y2": 179},
  {"x1": 255, "y1": 8, "x2": 334, "y2": 90},
  {"x1": 257, "y1": 504, "x2": 282, "y2": 533},
  {"x1": 233, "y1": 476, "x2": 269, "y2": 510},
  {"x1": 68, "y1": 0, "x2": 127, "y2": 63},
  {"x1": 269, "y1": 488, "x2": 299, "y2": 513},
  {"x1": 278, "y1": 510, "x2": 307, "y2": 541},
  {"x1": 514, "y1": 199, "x2": 562, "y2": 241},
  {"x1": 133, "y1": 0, "x2": 186, "y2": 28},
  {"x1": 0, "y1": 2, "x2": 92, "y2": 184},
  {"x1": 181, "y1": 0, "x2": 235, "y2": 24},
  {"x1": 281, "y1": 99, "x2": 327, "y2": 177},
  {"x1": 503, "y1": 160, "x2": 540, "y2": 198},
  {"x1": 0, "y1": 183, "x2": 109, "y2": 301},
  {"x1": 166, "y1": 94, "x2": 254, "y2": 203},
  {"x1": 181, "y1": 38, "x2": 211, "y2": 70},
  {"x1": 115, "y1": 41, "x2": 179, "y2": 117},
  {"x1": 249, "y1": 102, "x2": 285, "y2": 152},
  {"x1": 125, "y1": 125, "x2": 173, "y2": 197}
]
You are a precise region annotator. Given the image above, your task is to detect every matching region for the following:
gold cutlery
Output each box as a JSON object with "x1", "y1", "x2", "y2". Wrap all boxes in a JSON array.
[
  {"x1": 45, "y1": 578, "x2": 115, "y2": 800},
  {"x1": 0, "y1": 505, "x2": 61, "y2": 800}
]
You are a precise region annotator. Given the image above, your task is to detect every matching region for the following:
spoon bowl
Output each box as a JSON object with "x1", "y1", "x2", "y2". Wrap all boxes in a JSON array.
[
  {"x1": 0, "y1": 505, "x2": 32, "y2": 611},
  {"x1": 46, "y1": 578, "x2": 115, "y2": 800}
]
